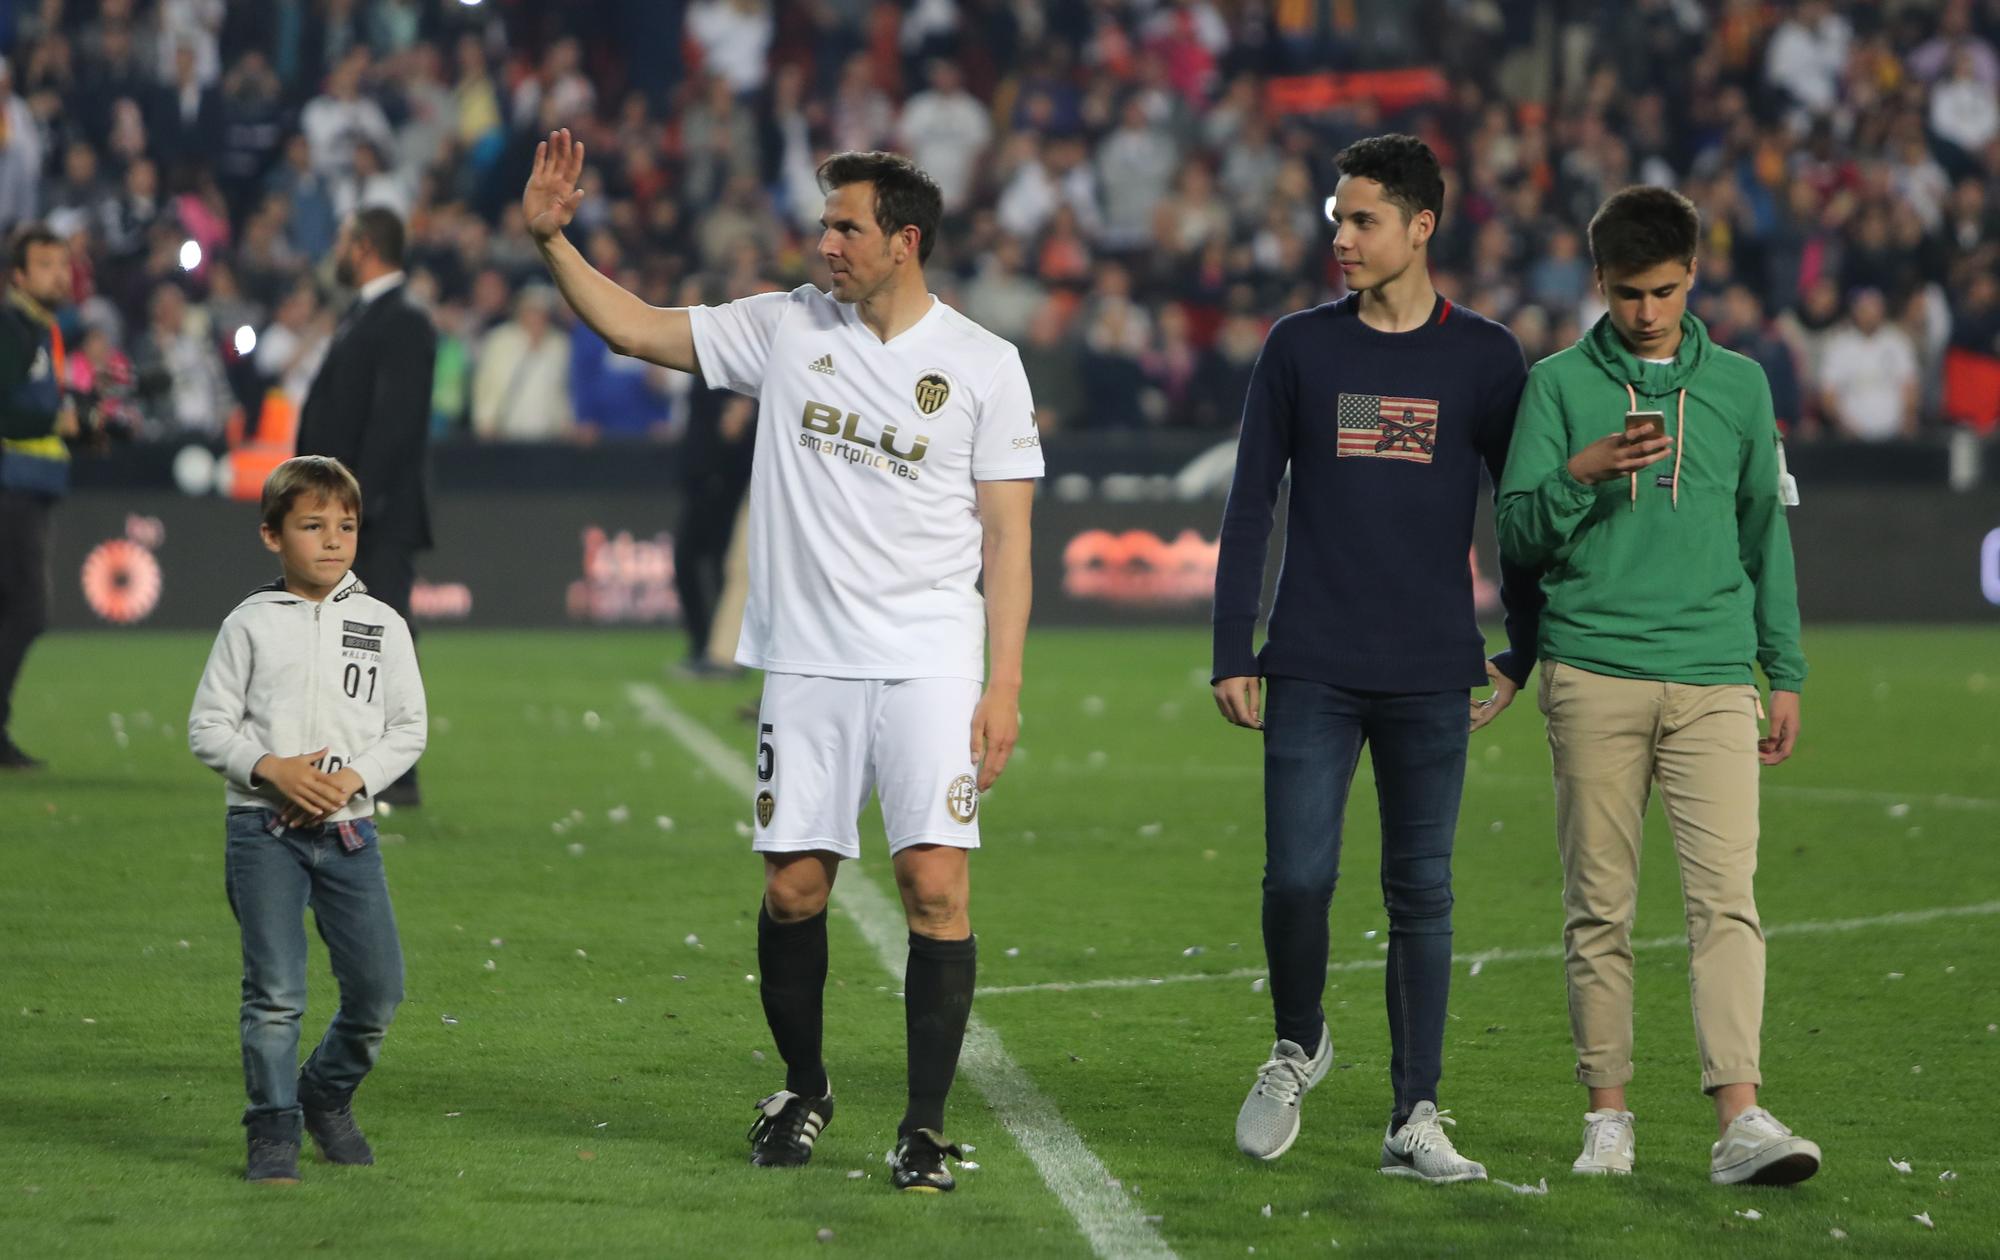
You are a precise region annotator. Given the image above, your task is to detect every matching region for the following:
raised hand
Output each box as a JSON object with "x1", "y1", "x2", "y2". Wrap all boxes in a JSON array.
[{"x1": 524, "y1": 128, "x2": 588, "y2": 242}]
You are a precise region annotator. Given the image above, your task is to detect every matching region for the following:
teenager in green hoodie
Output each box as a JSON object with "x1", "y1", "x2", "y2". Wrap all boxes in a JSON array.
[{"x1": 1497, "y1": 187, "x2": 1819, "y2": 1188}]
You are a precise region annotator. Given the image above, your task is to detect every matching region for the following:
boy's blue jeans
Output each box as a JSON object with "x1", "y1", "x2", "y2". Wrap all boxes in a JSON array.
[
  {"x1": 224, "y1": 808, "x2": 404, "y2": 1139},
  {"x1": 1259, "y1": 678, "x2": 1468, "y2": 1129}
]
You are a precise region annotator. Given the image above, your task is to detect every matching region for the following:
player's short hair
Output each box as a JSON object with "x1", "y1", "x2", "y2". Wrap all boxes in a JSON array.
[
  {"x1": 1332, "y1": 134, "x2": 1444, "y2": 230},
  {"x1": 350, "y1": 205, "x2": 406, "y2": 268},
  {"x1": 261, "y1": 456, "x2": 362, "y2": 532},
  {"x1": 816, "y1": 151, "x2": 944, "y2": 264},
  {"x1": 1587, "y1": 186, "x2": 1699, "y2": 277},
  {"x1": 8, "y1": 222, "x2": 64, "y2": 274}
]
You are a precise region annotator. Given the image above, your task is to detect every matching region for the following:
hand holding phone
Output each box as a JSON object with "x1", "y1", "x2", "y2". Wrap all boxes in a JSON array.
[
  {"x1": 1623, "y1": 410, "x2": 1666, "y2": 443},
  {"x1": 1566, "y1": 411, "x2": 1674, "y2": 485}
]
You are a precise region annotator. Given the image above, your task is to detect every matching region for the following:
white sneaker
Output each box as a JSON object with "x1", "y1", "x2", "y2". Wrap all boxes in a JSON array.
[
  {"x1": 1710, "y1": 1106, "x2": 1821, "y2": 1186},
  {"x1": 1234, "y1": 1023, "x2": 1332, "y2": 1160},
  {"x1": 1380, "y1": 1101, "x2": 1488, "y2": 1183},
  {"x1": 1572, "y1": 1109, "x2": 1635, "y2": 1175}
]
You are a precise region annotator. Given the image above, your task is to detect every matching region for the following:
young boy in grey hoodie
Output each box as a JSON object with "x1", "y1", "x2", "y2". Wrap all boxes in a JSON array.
[{"x1": 189, "y1": 455, "x2": 426, "y2": 1184}]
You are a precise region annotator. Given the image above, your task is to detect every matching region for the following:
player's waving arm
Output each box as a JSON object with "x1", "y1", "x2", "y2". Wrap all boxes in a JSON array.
[{"x1": 525, "y1": 128, "x2": 697, "y2": 372}]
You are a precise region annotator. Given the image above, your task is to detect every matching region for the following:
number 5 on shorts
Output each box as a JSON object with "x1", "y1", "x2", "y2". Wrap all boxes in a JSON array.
[{"x1": 757, "y1": 723, "x2": 775, "y2": 783}]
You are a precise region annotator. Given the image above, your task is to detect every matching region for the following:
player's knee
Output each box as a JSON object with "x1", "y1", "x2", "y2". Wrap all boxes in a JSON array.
[
  {"x1": 764, "y1": 872, "x2": 830, "y2": 922},
  {"x1": 897, "y1": 878, "x2": 965, "y2": 934}
]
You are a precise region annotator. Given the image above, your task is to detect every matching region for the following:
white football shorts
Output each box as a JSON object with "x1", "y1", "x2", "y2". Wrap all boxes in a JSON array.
[{"x1": 750, "y1": 673, "x2": 984, "y2": 859}]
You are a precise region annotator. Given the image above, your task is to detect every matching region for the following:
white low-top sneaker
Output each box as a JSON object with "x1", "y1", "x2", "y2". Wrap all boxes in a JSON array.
[
  {"x1": 1710, "y1": 1106, "x2": 1821, "y2": 1186},
  {"x1": 1234, "y1": 1022, "x2": 1333, "y2": 1160},
  {"x1": 1572, "y1": 1109, "x2": 1635, "y2": 1175},
  {"x1": 1380, "y1": 1101, "x2": 1488, "y2": 1183}
]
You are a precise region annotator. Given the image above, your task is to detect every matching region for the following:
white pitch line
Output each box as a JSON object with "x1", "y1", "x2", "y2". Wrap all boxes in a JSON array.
[
  {"x1": 974, "y1": 899, "x2": 2000, "y2": 998},
  {"x1": 627, "y1": 683, "x2": 1176, "y2": 1260},
  {"x1": 1054, "y1": 761, "x2": 2000, "y2": 814},
  {"x1": 1462, "y1": 767, "x2": 2000, "y2": 813}
]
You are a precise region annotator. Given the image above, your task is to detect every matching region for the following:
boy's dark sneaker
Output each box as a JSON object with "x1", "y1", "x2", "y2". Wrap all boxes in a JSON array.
[
  {"x1": 304, "y1": 1102, "x2": 375, "y2": 1165},
  {"x1": 747, "y1": 1089, "x2": 834, "y2": 1166},
  {"x1": 887, "y1": 1128, "x2": 963, "y2": 1193},
  {"x1": 0, "y1": 738, "x2": 44, "y2": 770},
  {"x1": 246, "y1": 1135, "x2": 301, "y2": 1184}
]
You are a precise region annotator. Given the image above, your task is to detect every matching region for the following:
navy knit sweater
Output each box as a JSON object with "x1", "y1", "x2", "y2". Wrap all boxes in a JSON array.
[{"x1": 1211, "y1": 293, "x2": 1541, "y2": 692}]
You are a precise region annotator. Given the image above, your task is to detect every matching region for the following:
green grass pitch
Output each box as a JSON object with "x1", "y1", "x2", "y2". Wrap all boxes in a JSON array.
[{"x1": 2, "y1": 627, "x2": 1995, "y2": 1257}]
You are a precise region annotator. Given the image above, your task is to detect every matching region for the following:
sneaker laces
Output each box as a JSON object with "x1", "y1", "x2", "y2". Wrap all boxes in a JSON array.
[
  {"x1": 1732, "y1": 1108, "x2": 1791, "y2": 1140},
  {"x1": 1403, "y1": 1109, "x2": 1459, "y2": 1156},
  {"x1": 1587, "y1": 1113, "x2": 1631, "y2": 1158},
  {"x1": 1251, "y1": 1053, "x2": 1312, "y2": 1107}
]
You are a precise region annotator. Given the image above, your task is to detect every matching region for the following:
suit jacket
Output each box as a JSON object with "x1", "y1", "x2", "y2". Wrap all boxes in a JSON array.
[{"x1": 297, "y1": 281, "x2": 437, "y2": 551}]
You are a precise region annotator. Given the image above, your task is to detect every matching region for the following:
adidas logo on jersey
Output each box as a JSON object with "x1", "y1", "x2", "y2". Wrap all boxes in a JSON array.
[{"x1": 808, "y1": 354, "x2": 836, "y2": 375}]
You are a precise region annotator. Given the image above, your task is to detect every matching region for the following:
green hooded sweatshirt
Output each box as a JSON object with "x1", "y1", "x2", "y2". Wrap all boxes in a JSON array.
[{"x1": 1495, "y1": 311, "x2": 1805, "y2": 691}]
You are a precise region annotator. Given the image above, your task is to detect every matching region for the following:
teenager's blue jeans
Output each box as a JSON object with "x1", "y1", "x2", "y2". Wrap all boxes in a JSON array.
[
  {"x1": 1260, "y1": 678, "x2": 1468, "y2": 1127},
  {"x1": 224, "y1": 808, "x2": 404, "y2": 1138}
]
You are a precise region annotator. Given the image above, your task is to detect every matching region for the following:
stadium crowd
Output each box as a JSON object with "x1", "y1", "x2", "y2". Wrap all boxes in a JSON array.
[{"x1": 3, "y1": 0, "x2": 1997, "y2": 446}]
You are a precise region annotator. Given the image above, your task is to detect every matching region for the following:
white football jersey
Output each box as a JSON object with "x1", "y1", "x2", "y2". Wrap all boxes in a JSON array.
[{"x1": 688, "y1": 284, "x2": 1045, "y2": 681}]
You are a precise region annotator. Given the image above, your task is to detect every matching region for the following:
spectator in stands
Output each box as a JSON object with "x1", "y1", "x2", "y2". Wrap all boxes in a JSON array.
[
  {"x1": 1017, "y1": 299, "x2": 1083, "y2": 432},
  {"x1": 267, "y1": 134, "x2": 338, "y2": 261},
  {"x1": 687, "y1": 0, "x2": 773, "y2": 97},
  {"x1": 301, "y1": 50, "x2": 392, "y2": 178},
  {"x1": 1819, "y1": 288, "x2": 1920, "y2": 442},
  {"x1": 897, "y1": 59, "x2": 992, "y2": 216},
  {"x1": 1097, "y1": 95, "x2": 1180, "y2": 252},
  {"x1": 1714, "y1": 285, "x2": 1805, "y2": 432},
  {"x1": 0, "y1": 57, "x2": 44, "y2": 233},
  {"x1": 1188, "y1": 308, "x2": 1265, "y2": 429},
  {"x1": 1080, "y1": 261, "x2": 1153, "y2": 428},
  {"x1": 1765, "y1": 1, "x2": 1852, "y2": 122},
  {"x1": 254, "y1": 280, "x2": 333, "y2": 406},
  {"x1": 570, "y1": 272, "x2": 677, "y2": 442},
  {"x1": 1930, "y1": 45, "x2": 1999, "y2": 169},
  {"x1": 471, "y1": 286, "x2": 572, "y2": 442},
  {"x1": 151, "y1": 42, "x2": 222, "y2": 175},
  {"x1": 510, "y1": 36, "x2": 595, "y2": 131},
  {"x1": 1951, "y1": 270, "x2": 2000, "y2": 358},
  {"x1": 961, "y1": 233, "x2": 1046, "y2": 344},
  {"x1": 332, "y1": 139, "x2": 410, "y2": 221},
  {"x1": 134, "y1": 281, "x2": 231, "y2": 438},
  {"x1": 216, "y1": 51, "x2": 287, "y2": 220},
  {"x1": 47, "y1": 140, "x2": 111, "y2": 222}
]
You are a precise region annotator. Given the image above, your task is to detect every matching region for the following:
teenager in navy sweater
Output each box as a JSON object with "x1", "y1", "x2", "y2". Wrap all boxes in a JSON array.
[{"x1": 1212, "y1": 135, "x2": 1541, "y2": 1179}]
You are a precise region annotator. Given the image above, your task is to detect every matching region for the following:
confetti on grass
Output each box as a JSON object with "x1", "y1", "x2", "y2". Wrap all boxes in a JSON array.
[
  {"x1": 1913, "y1": 1212, "x2": 1935, "y2": 1229},
  {"x1": 1891, "y1": 1157, "x2": 1912, "y2": 1174}
]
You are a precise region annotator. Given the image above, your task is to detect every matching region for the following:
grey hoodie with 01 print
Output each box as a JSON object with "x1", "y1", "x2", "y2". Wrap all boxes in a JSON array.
[{"x1": 188, "y1": 570, "x2": 427, "y2": 822}]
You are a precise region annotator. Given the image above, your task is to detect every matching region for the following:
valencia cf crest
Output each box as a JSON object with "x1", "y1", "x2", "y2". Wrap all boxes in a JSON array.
[
  {"x1": 915, "y1": 371, "x2": 952, "y2": 415},
  {"x1": 756, "y1": 791, "x2": 776, "y2": 828},
  {"x1": 946, "y1": 774, "x2": 977, "y2": 824}
]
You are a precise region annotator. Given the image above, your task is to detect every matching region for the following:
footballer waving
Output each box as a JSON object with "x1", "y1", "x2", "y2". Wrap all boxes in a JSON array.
[{"x1": 527, "y1": 132, "x2": 1042, "y2": 1192}]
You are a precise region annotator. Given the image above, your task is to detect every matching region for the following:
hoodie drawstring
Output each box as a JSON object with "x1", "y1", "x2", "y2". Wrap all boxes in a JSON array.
[{"x1": 1624, "y1": 382, "x2": 1685, "y2": 511}]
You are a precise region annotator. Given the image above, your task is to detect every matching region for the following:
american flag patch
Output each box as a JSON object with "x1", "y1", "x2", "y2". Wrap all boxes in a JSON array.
[{"x1": 1336, "y1": 394, "x2": 1440, "y2": 463}]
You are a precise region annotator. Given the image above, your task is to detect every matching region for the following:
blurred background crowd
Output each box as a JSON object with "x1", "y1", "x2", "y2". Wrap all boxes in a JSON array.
[{"x1": 5, "y1": 0, "x2": 1998, "y2": 449}]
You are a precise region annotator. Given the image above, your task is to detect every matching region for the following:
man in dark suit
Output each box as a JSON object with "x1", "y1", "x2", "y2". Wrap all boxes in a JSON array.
[{"x1": 297, "y1": 206, "x2": 436, "y2": 806}]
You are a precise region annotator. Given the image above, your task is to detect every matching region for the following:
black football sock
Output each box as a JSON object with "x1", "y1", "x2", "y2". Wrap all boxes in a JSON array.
[
  {"x1": 757, "y1": 904, "x2": 829, "y2": 1097},
  {"x1": 900, "y1": 931, "x2": 977, "y2": 1137}
]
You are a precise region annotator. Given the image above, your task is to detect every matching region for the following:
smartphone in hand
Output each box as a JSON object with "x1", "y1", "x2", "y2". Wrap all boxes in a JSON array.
[{"x1": 1624, "y1": 409, "x2": 1666, "y2": 443}]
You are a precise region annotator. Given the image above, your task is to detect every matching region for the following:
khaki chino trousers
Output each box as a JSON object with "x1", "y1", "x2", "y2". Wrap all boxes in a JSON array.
[{"x1": 1537, "y1": 661, "x2": 1766, "y2": 1093}]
